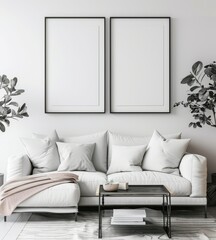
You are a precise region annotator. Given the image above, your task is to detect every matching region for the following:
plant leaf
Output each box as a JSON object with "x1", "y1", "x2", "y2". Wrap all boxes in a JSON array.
[
  {"x1": 18, "y1": 103, "x2": 28, "y2": 115},
  {"x1": 199, "y1": 91, "x2": 209, "y2": 102},
  {"x1": 3, "y1": 119, "x2": 10, "y2": 126},
  {"x1": 21, "y1": 112, "x2": 29, "y2": 117},
  {"x1": 192, "y1": 61, "x2": 203, "y2": 76},
  {"x1": 204, "y1": 68, "x2": 213, "y2": 77},
  {"x1": 188, "y1": 79, "x2": 195, "y2": 86},
  {"x1": 4, "y1": 95, "x2": 11, "y2": 103},
  {"x1": 196, "y1": 122, "x2": 202, "y2": 128},
  {"x1": 189, "y1": 122, "x2": 193, "y2": 127},
  {"x1": 190, "y1": 86, "x2": 200, "y2": 92},
  {"x1": 8, "y1": 102, "x2": 19, "y2": 107},
  {"x1": 199, "y1": 88, "x2": 207, "y2": 95},
  {"x1": 7, "y1": 108, "x2": 11, "y2": 114},
  {"x1": 181, "y1": 74, "x2": 194, "y2": 84},
  {"x1": 0, "y1": 106, "x2": 7, "y2": 115},
  {"x1": 11, "y1": 109, "x2": 16, "y2": 116},
  {"x1": 212, "y1": 74, "x2": 216, "y2": 81},
  {"x1": 2, "y1": 75, "x2": 9, "y2": 85},
  {"x1": 11, "y1": 89, "x2": 25, "y2": 96},
  {"x1": 10, "y1": 77, "x2": 17, "y2": 88},
  {"x1": 4, "y1": 87, "x2": 10, "y2": 95},
  {"x1": 0, "y1": 122, "x2": 6, "y2": 132},
  {"x1": 19, "y1": 103, "x2": 26, "y2": 112}
]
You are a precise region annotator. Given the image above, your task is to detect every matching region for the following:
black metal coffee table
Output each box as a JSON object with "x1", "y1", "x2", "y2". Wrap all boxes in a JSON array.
[{"x1": 98, "y1": 185, "x2": 171, "y2": 238}]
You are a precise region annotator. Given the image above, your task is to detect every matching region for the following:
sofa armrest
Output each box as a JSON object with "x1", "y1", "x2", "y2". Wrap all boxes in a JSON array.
[
  {"x1": 179, "y1": 153, "x2": 207, "y2": 197},
  {"x1": 7, "y1": 154, "x2": 32, "y2": 181}
]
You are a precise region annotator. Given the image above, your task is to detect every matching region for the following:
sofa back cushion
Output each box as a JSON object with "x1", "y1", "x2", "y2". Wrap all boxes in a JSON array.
[
  {"x1": 108, "y1": 131, "x2": 181, "y2": 167},
  {"x1": 142, "y1": 130, "x2": 190, "y2": 175},
  {"x1": 62, "y1": 131, "x2": 107, "y2": 172},
  {"x1": 32, "y1": 129, "x2": 59, "y2": 141},
  {"x1": 20, "y1": 130, "x2": 60, "y2": 174},
  {"x1": 20, "y1": 137, "x2": 60, "y2": 174}
]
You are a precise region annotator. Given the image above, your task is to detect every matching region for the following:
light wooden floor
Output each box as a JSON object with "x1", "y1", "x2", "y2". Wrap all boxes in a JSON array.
[{"x1": 0, "y1": 213, "x2": 31, "y2": 240}]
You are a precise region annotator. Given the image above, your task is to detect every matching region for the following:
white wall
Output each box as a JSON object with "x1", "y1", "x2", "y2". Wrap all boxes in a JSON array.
[{"x1": 0, "y1": 0, "x2": 216, "y2": 180}]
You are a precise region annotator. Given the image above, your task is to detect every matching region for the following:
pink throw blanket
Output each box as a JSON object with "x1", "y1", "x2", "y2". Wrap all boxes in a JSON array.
[{"x1": 0, "y1": 172, "x2": 78, "y2": 216}]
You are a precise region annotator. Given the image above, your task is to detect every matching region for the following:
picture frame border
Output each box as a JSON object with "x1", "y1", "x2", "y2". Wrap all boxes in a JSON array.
[
  {"x1": 110, "y1": 17, "x2": 171, "y2": 114},
  {"x1": 45, "y1": 16, "x2": 106, "y2": 114}
]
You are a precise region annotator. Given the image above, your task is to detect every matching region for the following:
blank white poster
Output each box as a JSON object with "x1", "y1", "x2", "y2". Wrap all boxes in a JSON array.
[
  {"x1": 45, "y1": 18, "x2": 105, "y2": 113},
  {"x1": 111, "y1": 18, "x2": 170, "y2": 113}
]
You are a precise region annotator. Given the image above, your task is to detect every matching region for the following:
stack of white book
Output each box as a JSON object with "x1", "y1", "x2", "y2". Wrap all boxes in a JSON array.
[{"x1": 111, "y1": 209, "x2": 146, "y2": 225}]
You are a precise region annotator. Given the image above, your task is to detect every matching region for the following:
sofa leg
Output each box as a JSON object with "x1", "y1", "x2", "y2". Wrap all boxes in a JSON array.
[
  {"x1": 75, "y1": 212, "x2": 78, "y2": 222},
  {"x1": 204, "y1": 205, "x2": 208, "y2": 218},
  {"x1": 4, "y1": 216, "x2": 6, "y2": 222}
]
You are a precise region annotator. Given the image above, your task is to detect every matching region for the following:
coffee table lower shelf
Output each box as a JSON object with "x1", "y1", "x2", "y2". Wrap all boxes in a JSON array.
[{"x1": 98, "y1": 185, "x2": 171, "y2": 239}]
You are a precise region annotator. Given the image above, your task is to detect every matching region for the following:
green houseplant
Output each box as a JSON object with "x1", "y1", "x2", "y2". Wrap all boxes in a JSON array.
[
  {"x1": 174, "y1": 61, "x2": 216, "y2": 128},
  {"x1": 0, "y1": 75, "x2": 28, "y2": 132}
]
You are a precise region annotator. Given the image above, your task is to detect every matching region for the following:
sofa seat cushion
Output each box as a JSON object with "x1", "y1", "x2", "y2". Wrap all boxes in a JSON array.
[
  {"x1": 71, "y1": 171, "x2": 107, "y2": 197},
  {"x1": 19, "y1": 183, "x2": 80, "y2": 207},
  {"x1": 108, "y1": 171, "x2": 191, "y2": 196}
]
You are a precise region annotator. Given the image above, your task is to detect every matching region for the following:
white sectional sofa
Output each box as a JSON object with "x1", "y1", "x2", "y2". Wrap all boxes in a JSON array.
[{"x1": 6, "y1": 131, "x2": 207, "y2": 217}]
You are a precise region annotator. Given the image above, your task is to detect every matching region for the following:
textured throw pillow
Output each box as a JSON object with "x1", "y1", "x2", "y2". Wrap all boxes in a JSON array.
[
  {"x1": 142, "y1": 130, "x2": 190, "y2": 175},
  {"x1": 57, "y1": 142, "x2": 96, "y2": 172},
  {"x1": 32, "y1": 129, "x2": 59, "y2": 141},
  {"x1": 107, "y1": 145, "x2": 147, "y2": 175},
  {"x1": 62, "y1": 131, "x2": 107, "y2": 172},
  {"x1": 20, "y1": 137, "x2": 60, "y2": 174},
  {"x1": 108, "y1": 131, "x2": 182, "y2": 167}
]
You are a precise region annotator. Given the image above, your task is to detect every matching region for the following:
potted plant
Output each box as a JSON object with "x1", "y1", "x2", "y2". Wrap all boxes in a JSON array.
[
  {"x1": 0, "y1": 75, "x2": 29, "y2": 132},
  {"x1": 174, "y1": 61, "x2": 216, "y2": 128}
]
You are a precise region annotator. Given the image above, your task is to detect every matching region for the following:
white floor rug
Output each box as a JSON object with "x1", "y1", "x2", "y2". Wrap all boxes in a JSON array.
[{"x1": 14, "y1": 209, "x2": 216, "y2": 240}]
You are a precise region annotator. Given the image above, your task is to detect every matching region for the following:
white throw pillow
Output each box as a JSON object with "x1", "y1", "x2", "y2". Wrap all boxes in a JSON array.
[
  {"x1": 7, "y1": 154, "x2": 32, "y2": 180},
  {"x1": 62, "y1": 131, "x2": 107, "y2": 172},
  {"x1": 57, "y1": 142, "x2": 96, "y2": 172},
  {"x1": 108, "y1": 131, "x2": 182, "y2": 167},
  {"x1": 32, "y1": 129, "x2": 59, "y2": 141},
  {"x1": 142, "y1": 130, "x2": 190, "y2": 175},
  {"x1": 107, "y1": 145, "x2": 147, "y2": 175},
  {"x1": 20, "y1": 137, "x2": 60, "y2": 174}
]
